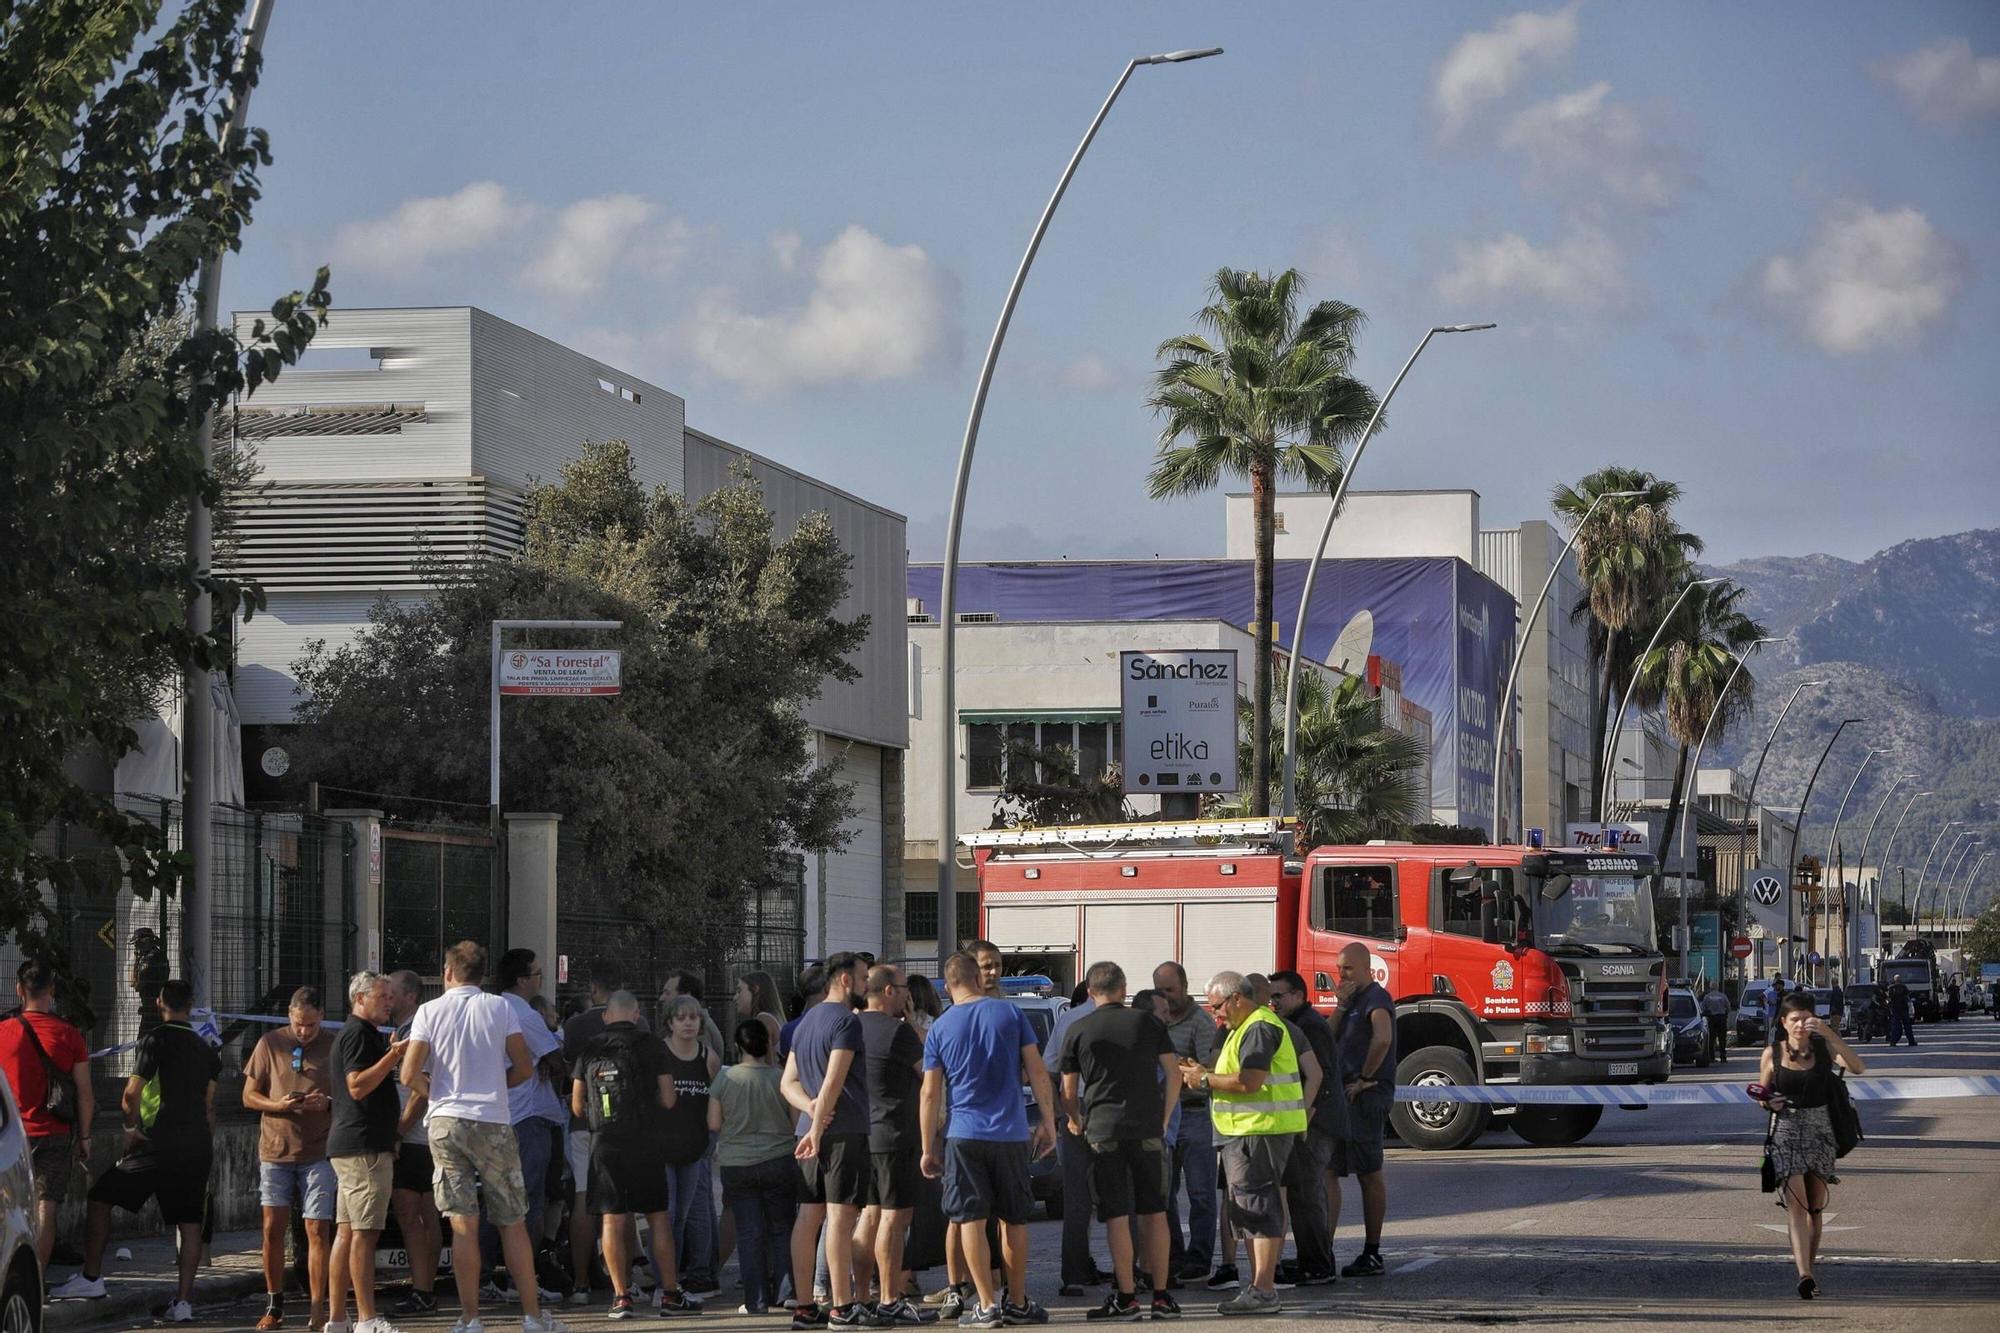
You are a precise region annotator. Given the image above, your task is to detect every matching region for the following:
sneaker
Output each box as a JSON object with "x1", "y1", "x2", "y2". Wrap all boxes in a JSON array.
[
  {"x1": 1271, "y1": 1264, "x2": 1296, "y2": 1291},
  {"x1": 448, "y1": 1323, "x2": 488, "y2": 1333},
  {"x1": 1084, "y1": 1293, "x2": 1144, "y2": 1322},
  {"x1": 394, "y1": 1290, "x2": 437, "y2": 1316},
  {"x1": 737, "y1": 1305, "x2": 771, "y2": 1316},
  {"x1": 608, "y1": 1295, "x2": 636, "y2": 1321},
  {"x1": 1204, "y1": 1266, "x2": 1240, "y2": 1291},
  {"x1": 830, "y1": 1304, "x2": 882, "y2": 1327},
  {"x1": 928, "y1": 1286, "x2": 967, "y2": 1321},
  {"x1": 537, "y1": 1286, "x2": 565, "y2": 1305},
  {"x1": 956, "y1": 1306, "x2": 1003, "y2": 1330},
  {"x1": 1001, "y1": 1300, "x2": 1048, "y2": 1326},
  {"x1": 657, "y1": 1289, "x2": 703, "y2": 1317},
  {"x1": 1058, "y1": 1284, "x2": 1087, "y2": 1298},
  {"x1": 1150, "y1": 1293, "x2": 1183, "y2": 1320},
  {"x1": 1172, "y1": 1264, "x2": 1207, "y2": 1286},
  {"x1": 1216, "y1": 1288, "x2": 1279, "y2": 1318},
  {"x1": 50, "y1": 1273, "x2": 108, "y2": 1300},
  {"x1": 356, "y1": 1321, "x2": 405, "y2": 1333},
  {"x1": 1340, "y1": 1251, "x2": 1385, "y2": 1278},
  {"x1": 163, "y1": 1301, "x2": 195, "y2": 1325},
  {"x1": 567, "y1": 1290, "x2": 591, "y2": 1307},
  {"x1": 683, "y1": 1276, "x2": 722, "y2": 1298},
  {"x1": 326, "y1": 1322, "x2": 352, "y2": 1333},
  {"x1": 480, "y1": 1281, "x2": 510, "y2": 1305},
  {"x1": 1294, "y1": 1268, "x2": 1338, "y2": 1287},
  {"x1": 794, "y1": 1304, "x2": 831, "y2": 1330},
  {"x1": 522, "y1": 1314, "x2": 570, "y2": 1333},
  {"x1": 876, "y1": 1300, "x2": 939, "y2": 1325}
]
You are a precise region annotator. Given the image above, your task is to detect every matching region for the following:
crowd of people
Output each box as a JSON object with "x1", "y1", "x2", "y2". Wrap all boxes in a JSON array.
[{"x1": 5, "y1": 939, "x2": 1405, "y2": 1329}]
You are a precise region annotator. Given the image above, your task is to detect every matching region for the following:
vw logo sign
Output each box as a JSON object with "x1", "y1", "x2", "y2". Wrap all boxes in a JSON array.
[{"x1": 1750, "y1": 874, "x2": 1784, "y2": 906}]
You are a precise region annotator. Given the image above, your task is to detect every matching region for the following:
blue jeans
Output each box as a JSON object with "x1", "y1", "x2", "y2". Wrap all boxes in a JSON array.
[
  {"x1": 1166, "y1": 1102, "x2": 1216, "y2": 1274},
  {"x1": 721, "y1": 1155, "x2": 798, "y2": 1310},
  {"x1": 480, "y1": 1119, "x2": 555, "y2": 1277},
  {"x1": 667, "y1": 1152, "x2": 717, "y2": 1284}
]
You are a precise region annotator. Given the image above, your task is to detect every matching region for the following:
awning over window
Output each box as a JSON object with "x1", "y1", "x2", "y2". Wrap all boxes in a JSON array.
[{"x1": 958, "y1": 708, "x2": 1119, "y2": 725}]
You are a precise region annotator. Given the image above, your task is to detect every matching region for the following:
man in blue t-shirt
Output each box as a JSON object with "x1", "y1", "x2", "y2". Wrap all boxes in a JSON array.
[
  {"x1": 781, "y1": 951, "x2": 871, "y2": 1328},
  {"x1": 920, "y1": 951, "x2": 1057, "y2": 1329}
]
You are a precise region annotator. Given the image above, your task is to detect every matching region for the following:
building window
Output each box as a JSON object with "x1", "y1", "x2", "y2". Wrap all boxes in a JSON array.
[
  {"x1": 968, "y1": 724, "x2": 1005, "y2": 789},
  {"x1": 904, "y1": 890, "x2": 981, "y2": 944},
  {"x1": 967, "y1": 720, "x2": 1118, "y2": 790}
]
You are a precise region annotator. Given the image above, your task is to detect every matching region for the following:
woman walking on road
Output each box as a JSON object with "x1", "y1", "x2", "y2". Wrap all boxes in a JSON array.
[{"x1": 1756, "y1": 992, "x2": 1866, "y2": 1300}]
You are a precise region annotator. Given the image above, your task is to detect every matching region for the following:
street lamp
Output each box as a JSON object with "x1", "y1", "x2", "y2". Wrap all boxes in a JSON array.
[
  {"x1": 1818, "y1": 744, "x2": 1877, "y2": 977},
  {"x1": 1599, "y1": 576, "x2": 1728, "y2": 822},
  {"x1": 1848, "y1": 771, "x2": 1918, "y2": 978},
  {"x1": 1732, "y1": 677, "x2": 1828, "y2": 977},
  {"x1": 1490, "y1": 489, "x2": 1647, "y2": 843},
  {"x1": 1926, "y1": 831, "x2": 1979, "y2": 922},
  {"x1": 1670, "y1": 635, "x2": 1785, "y2": 975},
  {"x1": 935, "y1": 46, "x2": 1221, "y2": 973},
  {"x1": 1910, "y1": 818, "x2": 1963, "y2": 924},
  {"x1": 1780, "y1": 718, "x2": 1865, "y2": 976},
  {"x1": 1280, "y1": 321, "x2": 1497, "y2": 825},
  {"x1": 1952, "y1": 851, "x2": 1992, "y2": 944}
]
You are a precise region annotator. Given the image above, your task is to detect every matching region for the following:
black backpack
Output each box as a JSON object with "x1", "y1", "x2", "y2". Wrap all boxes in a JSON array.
[{"x1": 581, "y1": 1031, "x2": 651, "y2": 1133}]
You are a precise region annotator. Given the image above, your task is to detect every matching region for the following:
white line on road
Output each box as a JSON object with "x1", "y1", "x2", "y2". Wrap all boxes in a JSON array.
[
  {"x1": 1391, "y1": 1254, "x2": 1444, "y2": 1275},
  {"x1": 1502, "y1": 1219, "x2": 1536, "y2": 1231},
  {"x1": 1572, "y1": 1191, "x2": 1607, "y2": 1203}
]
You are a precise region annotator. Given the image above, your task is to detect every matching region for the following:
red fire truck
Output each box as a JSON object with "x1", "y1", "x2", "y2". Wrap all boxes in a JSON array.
[{"x1": 966, "y1": 816, "x2": 1670, "y2": 1149}]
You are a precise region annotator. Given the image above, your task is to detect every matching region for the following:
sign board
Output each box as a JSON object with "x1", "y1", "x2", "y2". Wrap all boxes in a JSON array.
[
  {"x1": 1119, "y1": 650, "x2": 1239, "y2": 796},
  {"x1": 1731, "y1": 936, "x2": 1754, "y2": 960},
  {"x1": 499, "y1": 649, "x2": 622, "y2": 696},
  {"x1": 1686, "y1": 911, "x2": 1722, "y2": 982},
  {"x1": 1744, "y1": 866, "x2": 1788, "y2": 940},
  {"x1": 1565, "y1": 822, "x2": 1652, "y2": 853}
]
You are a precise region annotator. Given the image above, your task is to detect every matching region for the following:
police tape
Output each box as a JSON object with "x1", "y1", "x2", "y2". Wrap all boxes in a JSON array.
[
  {"x1": 86, "y1": 1007, "x2": 350, "y2": 1060},
  {"x1": 1392, "y1": 1075, "x2": 2000, "y2": 1106}
]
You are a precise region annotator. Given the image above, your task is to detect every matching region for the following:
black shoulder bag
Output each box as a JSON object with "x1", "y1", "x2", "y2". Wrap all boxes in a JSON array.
[
  {"x1": 1758, "y1": 1108, "x2": 1778, "y2": 1192},
  {"x1": 1825, "y1": 1039, "x2": 1863, "y2": 1158},
  {"x1": 12, "y1": 1012, "x2": 78, "y2": 1125}
]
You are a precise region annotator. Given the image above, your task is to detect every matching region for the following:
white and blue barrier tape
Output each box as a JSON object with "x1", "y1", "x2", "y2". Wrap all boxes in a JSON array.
[
  {"x1": 86, "y1": 1007, "x2": 376, "y2": 1060},
  {"x1": 1393, "y1": 1075, "x2": 2000, "y2": 1105}
]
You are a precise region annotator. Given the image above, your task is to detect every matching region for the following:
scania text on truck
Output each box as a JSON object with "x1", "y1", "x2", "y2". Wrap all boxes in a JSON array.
[{"x1": 966, "y1": 817, "x2": 1670, "y2": 1150}]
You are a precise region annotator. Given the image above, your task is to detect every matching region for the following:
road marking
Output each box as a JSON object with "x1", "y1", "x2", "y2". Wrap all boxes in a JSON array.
[
  {"x1": 1390, "y1": 1255, "x2": 1444, "y2": 1275},
  {"x1": 1758, "y1": 1223, "x2": 1863, "y2": 1234},
  {"x1": 1502, "y1": 1219, "x2": 1536, "y2": 1231}
]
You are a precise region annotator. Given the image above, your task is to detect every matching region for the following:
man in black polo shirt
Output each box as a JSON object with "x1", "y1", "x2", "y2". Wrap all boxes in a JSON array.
[
  {"x1": 1268, "y1": 970, "x2": 1340, "y2": 1286},
  {"x1": 1059, "y1": 962, "x2": 1181, "y2": 1323},
  {"x1": 326, "y1": 971, "x2": 409, "y2": 1332},
  {"x1": 855, "y1": 964, "x2": 928, "y2": 1324}
]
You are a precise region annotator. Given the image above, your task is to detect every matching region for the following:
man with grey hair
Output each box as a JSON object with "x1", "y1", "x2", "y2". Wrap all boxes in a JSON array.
[
  {"x1": 1181, "y1": 972, "x2": 1304, "y2": 1316},
  {"x1": 386, "y1": 971, "x2": 441, "y2": 1318},
  {"x1": 326, "y1": 972, "x2": 408, "y2": 1333}
]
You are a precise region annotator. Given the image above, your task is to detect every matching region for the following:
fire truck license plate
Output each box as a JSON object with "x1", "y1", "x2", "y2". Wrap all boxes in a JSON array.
[{"x1": 1608, "y1": 1062, "x2": 1638, "y2": 1076}]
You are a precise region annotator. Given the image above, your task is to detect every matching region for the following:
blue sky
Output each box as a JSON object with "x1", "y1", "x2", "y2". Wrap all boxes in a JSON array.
[{"x1": 222, "y1": 1, "x2": 2000, "y2": 565}]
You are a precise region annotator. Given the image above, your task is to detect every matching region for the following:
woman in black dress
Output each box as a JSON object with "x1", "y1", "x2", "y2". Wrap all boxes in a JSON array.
[{"x1": 1755, "y1": 992, "x2": 1866, "y2": 1299}]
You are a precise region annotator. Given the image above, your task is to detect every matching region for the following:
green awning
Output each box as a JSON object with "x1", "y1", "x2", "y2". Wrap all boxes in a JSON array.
[{"x1": 958, "y1": 708, "x2": 1119, "y2": 725}]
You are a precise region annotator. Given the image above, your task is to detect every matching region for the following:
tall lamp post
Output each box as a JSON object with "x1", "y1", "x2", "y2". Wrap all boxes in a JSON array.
[
  {"x1": 184, "y1": 0, "x2": 278, "y2": 1010},
  {"x1": 1671, "y1": 636, "x2": 1786, "y2": 977},
  {"x1": 1926, "y1": 832, "x2": 1979, "y2": 924},
  {"x1": 1847, "y1": 771, "x2": 1918, "y2": 983},
  {"x1": 1280, "y1": 321, "x2": 1496, "y2": 824},
  {"x1": 1779, "y1": 718, "x2": 1865, "y2": 977},
  {"x1": 1909, "y1": 819, "x2": 1962, "y2": 925},
  {"x1": 1598, "y1": 577, "x2": 1727, "y2": 823},
  {"x1": 1819, "y1": 745, "x2": 1877, "y2": 979},
  {"x1": 1732, "y1": 678, "x2": 1828, "y2": 978},
  {"x1": 1490, "y1": 489, "x2": 1646, "y2": 843},
  {"x1": 1952, "y1": 852, "x2": 1992, "y2": 945},
  {"x1": 935, "y1": 47, "x2": 1221, "y2": 973}
]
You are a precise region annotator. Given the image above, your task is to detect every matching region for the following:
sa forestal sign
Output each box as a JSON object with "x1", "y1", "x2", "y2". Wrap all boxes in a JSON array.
[
  {"x1": 499, "y1": 649, "x2": 622, "y2": 697},
  {"x1": 1120, "y1": 650, "x2": 1239, "y2": 797}
]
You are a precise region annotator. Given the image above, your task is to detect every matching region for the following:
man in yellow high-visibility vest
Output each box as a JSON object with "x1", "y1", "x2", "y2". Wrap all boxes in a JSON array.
[{"x1": 1180, "y1": 971, "x2": 1306, "y2": 1317}]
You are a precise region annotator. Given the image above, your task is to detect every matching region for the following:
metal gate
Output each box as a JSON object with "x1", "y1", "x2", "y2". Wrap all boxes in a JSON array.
[{"x1": 380, "y1": 825, "x2": 498, "y2": 980}]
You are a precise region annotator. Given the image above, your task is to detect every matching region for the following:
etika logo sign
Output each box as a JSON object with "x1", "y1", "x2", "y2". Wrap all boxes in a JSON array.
[{"x1": 1750, "y1": 874, "x2": 1784, "y2": 906}]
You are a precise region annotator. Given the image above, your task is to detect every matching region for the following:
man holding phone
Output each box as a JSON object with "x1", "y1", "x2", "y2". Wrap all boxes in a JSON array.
[{"x1": 242, "y1": 986, "x2": 339, "y2": 1331}]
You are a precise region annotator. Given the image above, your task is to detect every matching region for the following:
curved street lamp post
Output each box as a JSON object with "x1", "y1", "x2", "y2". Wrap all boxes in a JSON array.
[
  {"x1": 1952, "y1": 852, "x2": 1992, "y2": 945},
  {"x1": 934, "y1": 47, "x2": 1221, "y2": 973},
  {"x1": 1279, "y1": 322, "x2": 1496, "y2": 825},
  {"x1": 1847, "y1": 772, "x2": 1918, "y2": 981},
  {"x1": 1927, "y1": 832, "x2": 1980, "y2": 922},
  {"x1": 1598, "y1": 577, "x2": 1728, "y2": 823},
  {"x1": 1780, "y1": 718, "x2": 1865, "y2": 977},
  {"x1": 1818, "y1": 745, "x2": 1878, "y2": 978},
  {"x1": 1910, "y1": 819, "x2": 1963, "y2": 926},
  {"x1": 1731, "y1": 678, "x2": 1828, "y2": 979}
]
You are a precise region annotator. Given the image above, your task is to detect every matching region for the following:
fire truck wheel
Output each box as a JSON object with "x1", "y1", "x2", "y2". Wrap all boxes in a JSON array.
[
  {"x1": 1387, "y1": 1047, "x2": 1488, "y2": 1151},
  {"x1": 1508, "y1": 1105, "x2": 1602, "y2": 1146}
]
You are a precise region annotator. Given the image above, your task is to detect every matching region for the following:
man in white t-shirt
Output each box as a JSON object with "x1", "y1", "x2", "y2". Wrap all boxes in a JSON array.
[{"x1": 400, "y1": 941, "x2": 567, "y2": 1333}]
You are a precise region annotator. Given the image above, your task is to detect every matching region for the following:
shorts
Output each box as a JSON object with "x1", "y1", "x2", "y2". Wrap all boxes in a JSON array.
[
  {"x1": 1086, "y1": 1137, "x2": 1168, "y2": 1222},
  {"x1": 798, "y1": 1132, "x2": 869, "y2": 1208},
  {"x1": 30, "y1": 1134, "x2": 74, "y2": 1204},
  {"x1": 259, "y1": 1158, "x2": 337, "y2": 1221},
  {"x1": 566, "y1": 1128, "x2": 592, "y2": 1192},
  {"x1": 588, "y1": 1137, "x2": 671, "y2": 1217},
  {"x1": 89, "y1": 1152, "x2": 211, "y2": 1226},
  {"x1": 1334, "y1": 1085, "x2": 1391, "y2": 1178},
  {"x1": 867, "y1": 1147, "x2": 921, "y2": 1211},
  {"x1": 1218, "y1": 1135, "x2": 1293, "y2": 1240},
  {"x1": 941, "y1": 1138, "x2": 1033, "y2": 1226},
  {"x1": 331, "y1": 1152, "x2": 395, "y2": 1230},
  {"x1": 429, "y1": 1115, "x2": 528, "y2": 1225},
  {"x1": 393, "y1": 1142, "x2": 434, "y2": 1194}
]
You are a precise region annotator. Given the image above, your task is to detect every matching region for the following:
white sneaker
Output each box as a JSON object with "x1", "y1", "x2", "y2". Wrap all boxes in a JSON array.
[
  {"x1": 163, "y1": 1300, "x2": 194, "y2": 1324},
  {"x1": 50, "y1": 1272, "x2": 108, "y2": 1300},
  {"x1": 356, "y1": 1320, "x2": 406, "y2": 1333},
  {"x1": 566, "y1": 1289, "x2": 590, "y2": 1306},
  {"x1": 449, "y1": 1321, "x2": 488, "y2": 1333},
  {"x1": 523, "y1": 1314, "x2": 571, "y2": 1333},
  {"x1": 325, "y1": 1322, "x2": 352, "y2": 1333}
]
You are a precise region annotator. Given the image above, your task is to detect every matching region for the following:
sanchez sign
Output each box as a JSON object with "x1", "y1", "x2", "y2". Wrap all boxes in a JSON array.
[
  {"x1": 499, "y1": 649, "x2": 622, "y2": 697},
  {"x1": 1119, "y1": 650, "x2": 1239, "y2": 796}
]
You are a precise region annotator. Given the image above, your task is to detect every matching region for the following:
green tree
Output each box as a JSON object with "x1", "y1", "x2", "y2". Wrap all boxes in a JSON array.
[
  {"x1": 291, "y1": 443, "x2": 867, "y2": 948},
  {"x1": 1, "y1": 0, "x2": 329, "y2": 957},
  {"x1": 1551, "y1": 468, "x2": 1704, "y2": 815},
  {"x1": 989, "y1": 742, "x2": 1130, "y2": 829},
  {"x1": 1147, "y1": 270, "x2": 1380, "y2": 815},
  {"x1": 1964, "y1": 903, "x2": 2000, "y2": 966},
  {"x1": 1215, "y1": 670, "x2": 1429, "y2": 845}
]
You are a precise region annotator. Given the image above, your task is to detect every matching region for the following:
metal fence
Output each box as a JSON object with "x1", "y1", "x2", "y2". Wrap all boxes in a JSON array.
[{"x1": 380, "y1": 824, "x2": 498, "y2": 980}]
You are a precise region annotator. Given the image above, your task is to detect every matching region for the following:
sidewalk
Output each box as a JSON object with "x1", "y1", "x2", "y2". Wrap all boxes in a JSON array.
[{"x1": 46, "y1": 1229, "x2": 266, "y2": 1331}]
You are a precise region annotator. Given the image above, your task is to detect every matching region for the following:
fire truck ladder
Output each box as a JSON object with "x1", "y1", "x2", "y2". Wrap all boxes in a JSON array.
[{"x1": 960, "y1": 816, "x2": 1293, "y2": 853}]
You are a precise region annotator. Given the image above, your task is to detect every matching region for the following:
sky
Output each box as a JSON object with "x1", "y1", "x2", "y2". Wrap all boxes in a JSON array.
[{"x1": 220, "y1": 1, "x2": 2000, "y2": 566}]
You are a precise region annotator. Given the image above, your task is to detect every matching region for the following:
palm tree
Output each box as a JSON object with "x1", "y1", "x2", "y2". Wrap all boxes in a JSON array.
[
  {"x1": 1214, "y1": 669, "x2": 1429, "y2": 845},
  {"x1": 1147, "y1": 269, "x2": 1380, "y2": 814},
  {"x1": 1550, "y1": 468, "x2": 1704, "y2": 817},
  {"x1": 1629, "y1": 580, "x2": 1766, "y2": 884}
]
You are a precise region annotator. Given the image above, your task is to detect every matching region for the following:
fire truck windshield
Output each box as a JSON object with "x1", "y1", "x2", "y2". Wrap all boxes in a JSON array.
[{"x1": 1535, "y1": 873, "x2": 1655, "y2": 954}]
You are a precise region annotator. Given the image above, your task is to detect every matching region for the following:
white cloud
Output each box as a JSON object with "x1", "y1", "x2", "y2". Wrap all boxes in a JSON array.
[
  {"x1": 1059, "y1": 353, "x2": 1117, "y2": 392},
  {"x1": 1873, "y1": 37, "x2": 2000, "y2": 126},
  {"x1": 1760, "y1": 202, "x2": 1966, "y2": 356},
  {"x1": 1433, "y1": 3, "x2": 1580, "y2": 139},
  {"x1": 692, "y1": 225, "x2": 960, "y2": 393},
  {"x1": 1501, "y1": 82, "x2": 1684, "y2": 210},
  {"x1": 331, "y1": 182, "x2": 532, "y2": 274},
  {"x1": 771, "y1": 230, "x2": 803, "y2": 273},
  {"x1": 520, "y1": 195, "x2": 689, "y2": 298},
  {"x1": 1435, "y1": 224, "x2": 1628, "y2": 312}
]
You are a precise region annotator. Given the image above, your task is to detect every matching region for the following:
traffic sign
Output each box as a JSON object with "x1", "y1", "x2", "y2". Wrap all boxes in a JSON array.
[{"x1": 1730, "y1": 936, "x2": 1754, "y2": 960}]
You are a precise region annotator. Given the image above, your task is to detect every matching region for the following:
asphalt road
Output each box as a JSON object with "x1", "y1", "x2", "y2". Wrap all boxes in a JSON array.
[{"x1": 63, "y1": 1016, "x2": 2000, "y2": 1331}]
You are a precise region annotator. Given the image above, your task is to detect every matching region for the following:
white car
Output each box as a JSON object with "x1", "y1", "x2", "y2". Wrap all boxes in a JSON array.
[
  {"x1": 0, "y1": 1070, "x2": 43, "y2": 1331},
  {"x1": 1736, "y1": 980, "x2": 1777, "y2": 1043}
]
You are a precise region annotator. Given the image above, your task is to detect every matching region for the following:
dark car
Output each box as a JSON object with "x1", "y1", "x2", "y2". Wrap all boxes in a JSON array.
[
  {"x1": 1667, "y1": 988, "x2": 1710, "y2": 1067},
  {"x1": 1007, "y1": 995, "x2": 1071, "y2": 1218},
  {"x1": 1844, "y1": 984, "x2": 1885, "y2": 1042}
]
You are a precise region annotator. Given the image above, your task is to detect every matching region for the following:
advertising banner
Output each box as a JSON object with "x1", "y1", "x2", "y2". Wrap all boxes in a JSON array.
[
  {"x1": 1688, "y1": 911, "x2": 1722, "y2": 986},
  {"x1": 1120, "y1": 650, "x2": 1239, "y2": 796},
  {"x1": 498, "y1": 649, "x2": 622, "y2": 696},
  {"x1": 1744, "y1": 866, "x2": 1789, "y2": 941}
]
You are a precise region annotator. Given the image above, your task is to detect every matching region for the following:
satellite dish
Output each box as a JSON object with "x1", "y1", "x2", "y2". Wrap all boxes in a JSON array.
[{"x1": 1331, "y1": 609, "x2": 1374, "y2": 675}]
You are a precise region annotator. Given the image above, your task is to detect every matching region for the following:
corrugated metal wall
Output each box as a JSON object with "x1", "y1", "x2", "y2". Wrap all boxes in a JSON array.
[{"x1": 234, "y1": 591, "x2": 427, "y2": 725}]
